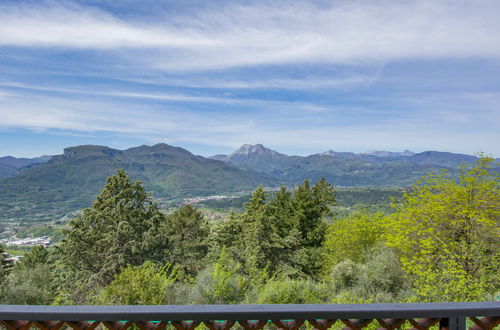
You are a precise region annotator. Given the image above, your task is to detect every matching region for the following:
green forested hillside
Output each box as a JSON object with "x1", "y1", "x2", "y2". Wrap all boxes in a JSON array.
[
  {"x1": 0, "y1": 156, "x2": 50, "y2": 179},
  {"x1": 213, "y1": 144, "x2": 491, "y2": 186},
  {"x1": 0, "y1": 144, "x2": 277, "y2": 224},
  {"x1": 0, "y1": 143, "x2": 496, "y2": 226},
  {"x1": 0, "y1": 164, "x2": 17, "y2": 179},
  {"x1": 1, "y1": 158, "x2": 497, "y2": 306}
]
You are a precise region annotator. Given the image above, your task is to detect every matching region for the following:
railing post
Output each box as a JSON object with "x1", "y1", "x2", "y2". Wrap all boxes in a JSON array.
[{"x1": 440, "y1": 316, "x2": 466, "y2": 330}]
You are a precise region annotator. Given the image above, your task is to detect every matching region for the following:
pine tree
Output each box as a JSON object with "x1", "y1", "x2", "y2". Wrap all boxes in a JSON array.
[
  {"x1": 58, "y1": 170, "x2": 168, "y2": 302},
  {"x1": 291, "y1": 179, "x2": 335, "y2": 276},
  {"x1": 162, "y1": 204, "x2": 209, "y2": 275},
  {"x1": 0, "y1": 244, "x2": 14, "y2": 283}
]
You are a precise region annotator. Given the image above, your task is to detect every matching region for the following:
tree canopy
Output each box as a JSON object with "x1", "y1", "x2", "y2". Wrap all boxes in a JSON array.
[
  {"x1": 384, "y1": 157, "x2": 499, "y2": 301},
  {"x1": 2, "y1": 158, "x2": 497, "y2": 306},
  {"x1": 211, "y1": 179, "x2": 336, "y2": 279},
  {"x1": 162, "y1": 204, "x2": 209, "y2": 275},
  {"x1": 58, "y1": 170, "x2": 168, "y2": 302}
]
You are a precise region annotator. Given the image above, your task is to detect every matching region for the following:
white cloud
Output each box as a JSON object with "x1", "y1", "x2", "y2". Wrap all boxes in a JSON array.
[{"x1": 0, "y1": 0, "x2": 499, "y2": 71}]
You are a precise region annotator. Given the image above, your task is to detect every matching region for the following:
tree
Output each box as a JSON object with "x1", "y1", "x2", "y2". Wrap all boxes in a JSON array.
[
  {"x1": 384, "y1": 157, "x2": 499, "y2": 301},
  {"x1": 19, "y1": 245, "x2": 49, "y2": 268},
  {"x1": 95, "y1": 261, "x2": 179, "y2": 305},
  {"x1": 1, "y1": 245, "x2": 55, "y2": 305},
  {"x1": 0, "y1": 264, "x2": 55, "y2": 305},
  {"x1": 162, "y1": 204, "x2": 209, "y2": 275},
  {"x1": 210, "y1": 180, "x2": 336, "y2": 279},
  {"x1": 0, "y1": 244, "x2": 13, "y2": 283},
  {"x1": 58, "y1": 170, "x2": 168, "y2": 303},
  {"x1": 289, "y1": 179, "x2": 335, "y2": 276},
  {"x1": 192, "y1": 248, "x2": 248, "y2": 304},
  {"x1": 323, "y1": 211, "x2": 384, "y2": 272}
]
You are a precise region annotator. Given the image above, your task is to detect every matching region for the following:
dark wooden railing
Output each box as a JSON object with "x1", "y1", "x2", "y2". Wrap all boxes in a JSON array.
[{"x1": 1, "y1": 302, "x2": 499, "y2": 330}]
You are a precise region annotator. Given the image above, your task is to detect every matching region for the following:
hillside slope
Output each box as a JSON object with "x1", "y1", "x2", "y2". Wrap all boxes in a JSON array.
[
  {"x1": 213, "y1": 145, "x2": 490, "y2": 186},
  {"x1": 0, "y1": 144, "x2": 277, "y2": 224}
]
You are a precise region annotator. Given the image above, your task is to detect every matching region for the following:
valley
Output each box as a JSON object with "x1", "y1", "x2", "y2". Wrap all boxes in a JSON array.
[{"x1": 0, "y1": 143, "x2": 494, "y2": 233}]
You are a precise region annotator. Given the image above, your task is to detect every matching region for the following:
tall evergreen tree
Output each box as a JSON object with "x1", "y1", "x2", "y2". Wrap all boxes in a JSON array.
[
  {"x1": 162, "y1": 204, "x2": 209, "y2": 275},
  {"x1": 211, "y1": 180, "x2": 336, "y2": 279},
  {"x1": 290, "y1": 179, "x2": 335, "y2": 276},
  {"x1": 58, "y1": 170, "x2": 168, "y2": 302},
  {"x1": 0, "y1": 244, "x2": 13, "y2": 283}
]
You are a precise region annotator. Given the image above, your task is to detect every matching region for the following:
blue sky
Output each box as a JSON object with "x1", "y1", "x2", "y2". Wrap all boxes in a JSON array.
[{"x1": 0, "y1": 0, "x2": 499, "y2": 158}]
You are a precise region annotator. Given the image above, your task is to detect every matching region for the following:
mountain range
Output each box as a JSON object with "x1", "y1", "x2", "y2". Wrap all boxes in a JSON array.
[
  {"x1": 0, "y1": 144, "x2": 276, "y2": 225},
  {"x1": 0, "y1": 143, "x2": 495, "y2": 225},
  {"x1": 209, "y1": 144, "x2": 485, "y2": 186},
  {"x1": 0, "y1": 155, "x2": 51, "y2": 179}
]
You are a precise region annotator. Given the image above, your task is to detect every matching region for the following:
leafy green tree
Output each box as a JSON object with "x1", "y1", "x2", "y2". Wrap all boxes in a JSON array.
[
  {"x1": 327, "y1": 246, "x2": 411, "y2": 303},
  {"x1": 384, "y1": 157, "x2": 499, "y2": 301},
  {"x1": 162, "y1": 204, "x2": 209, "y2": 275},
  {"x1": 323, "y1": 211, "x2": 384, "y2": 272},
  {"x1": 1, "y1": 245, "x2": 56, "y2": 304},
  {"x1": 0, "y1": 264, "x2": 55, "y2": 305},
  {"x1": 191, "y1": 248, "x2": 248, "y2": 304},
  {"x1": 58, "y1": 170, "x2": 168, "y2": 303},
  {"x1": 95, "y1": 261, "x2": 179, "y2": 305}
]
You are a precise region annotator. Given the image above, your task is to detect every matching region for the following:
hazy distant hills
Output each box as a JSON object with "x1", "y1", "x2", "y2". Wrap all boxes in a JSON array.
[
  {"x1": 0, "y1": 155, "x2": 52, "y2": 179},
  {"x1": 209, "y1": 144, "x2": 489, "y2": 186},
  {"x1": 0, "y1": 143, "x2": 495, "y2": 224},
  {"x1": 0, "y1": 144, "x2": 277, "y2": 224}
]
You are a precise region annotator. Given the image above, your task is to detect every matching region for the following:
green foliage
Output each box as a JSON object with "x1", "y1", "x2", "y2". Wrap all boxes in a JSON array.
[
  {"x1": 0, "y1": 144, "x2": 277, "y2": 224},
  {"x1": 57, "y1": 170, "x2": 168, "y2": 303},
  {"x1": 288, "y1": 179, "x2": 335, "y2": 276},
  {"x1": 256, "y1": 278, "x2": 329, "y2": 304},
  {"x1": 0, "y1": 263, "x2": 55, "y2": 304},
  {"x1": 328, "y1": 246, "x2": 411, "y2": 303},
  {"x1": 19, "y1": 245, "x2": 50, "y2": 268},
  {"x1": 211, "y1": 180, "x2": 336, "y2": 279},
  {"x1": 3, "y1": 156, "x2": 495, "y2": 306},
  {"x1": 0, "y1": 245, "x2": 56, "y2": 304},
  {"x1": 191, "y1": 249, "x2": 248, "y2": 304},
  {"x1": 323, "y1": 211, "x2": 384, "y2": 272},
  {"x1": 95, "y1": 261, "x2": 179, "y2": 305},
  {"x1": 162, "y1": 204, "x2": 209, "y2": 275},
  {"x1": 293, "y1": 179, "x2": 334, "y2": 248},
  {"x1": 385, "y1": 157, "x2": 500, "y2": 301},
  {"x1": 0, "y1": 244, "x2": 14, "y2": 283}
]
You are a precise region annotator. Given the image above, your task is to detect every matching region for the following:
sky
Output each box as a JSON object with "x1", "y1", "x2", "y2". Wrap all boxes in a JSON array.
[{"x1": 0, "y1": 0, "x2": 499, "y2": 158}]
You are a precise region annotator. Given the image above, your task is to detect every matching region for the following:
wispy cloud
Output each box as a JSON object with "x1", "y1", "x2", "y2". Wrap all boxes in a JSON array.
[
  {"x1": 1, "y1": 1, "x2": 499, "y2": 71},
  {"x1": 0, "y1": 0, "x2": 498, "y2": 157},
  {"x1": 1, "y1": 86, "x2": 498, "y2": 156}
]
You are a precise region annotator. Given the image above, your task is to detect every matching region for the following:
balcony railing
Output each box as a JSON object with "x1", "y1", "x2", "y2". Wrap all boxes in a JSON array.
[{"x1": 1, "y1": 302, "x2": 499, "y2": 330}]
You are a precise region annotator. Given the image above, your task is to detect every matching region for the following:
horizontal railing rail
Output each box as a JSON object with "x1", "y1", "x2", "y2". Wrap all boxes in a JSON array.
[{"x1": 1, "y1": 302, "x2": 499, "y2": 330}]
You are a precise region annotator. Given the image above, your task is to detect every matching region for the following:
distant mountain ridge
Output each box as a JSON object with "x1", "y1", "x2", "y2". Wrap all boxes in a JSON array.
[
  {"x1": 211, "y1": 144, "x2": 496, "y2": 186},
  {"x1": 0, "y1": 143, "x2": 277, "y2": 224},
  {"x1": 318, "y1": 149, "x2": 415, "y2": 158},
  {"x1": 0, "y1": 155, "x2": 51, "y2": 179},
  {"x1": 361, "y1": 149, "x2": 415, "y2": 157},
  {"x1": 0, "y1": 143, "x2": 496, "y2": 225}
]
